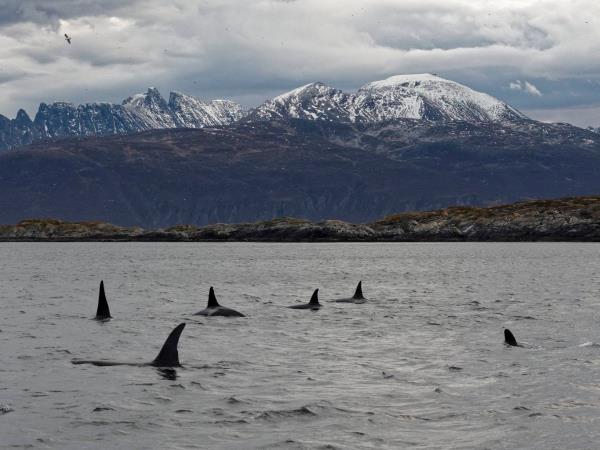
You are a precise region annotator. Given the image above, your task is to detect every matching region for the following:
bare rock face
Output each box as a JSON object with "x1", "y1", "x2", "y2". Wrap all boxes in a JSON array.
[{"x1": 2, "y1": 197, "x2": 600, "y2": 241}]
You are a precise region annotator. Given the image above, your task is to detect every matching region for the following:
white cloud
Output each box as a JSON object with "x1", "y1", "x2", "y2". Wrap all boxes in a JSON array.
[
  {"x1": 509, "y1": 79, "x2": 542, "y2": 96},
  {"x1": 523, "y1": 81, "x2": 542, "y2": 96}
]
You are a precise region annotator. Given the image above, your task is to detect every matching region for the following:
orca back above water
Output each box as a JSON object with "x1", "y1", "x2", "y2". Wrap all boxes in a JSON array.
[
  {"x1": 194, "y1": 287, "x2": 246, "y2": 317},
  {"x1": 72, "y1": 323, "x2": 186, "y2": 367},
  {"x1": 95, "y1": 280, "x2": 111, "y2": 320},
  {"x1": 335, "y1": 281, "x2": 366, "y2": 303},
  {"x1": 289, "y1": 289, "x2": 321, "y2": 310},
  {"x1": 504, "y1": 328, "x2": 518, "y2": 347}
]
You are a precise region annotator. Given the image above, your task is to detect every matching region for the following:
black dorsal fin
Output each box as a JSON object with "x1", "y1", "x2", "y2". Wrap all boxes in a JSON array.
[
  {"x1": 309, "y1": 289, "x2": 319, "y2": 305},
  {"x1": 207, "y1": 287, "x2": 220, "y2": 308},
  {"x1": 95, "y1": 280, "x2": 111, "y2": 319},
  {"x1": 353, "y1": 281, "x2": 364, "y2": 299},
  {"x1": 504, "y1": 328, "x2": 518, "y2": 346},
  {"x1": 152, "y1": 323, "x2": 186, "y2": 367}
]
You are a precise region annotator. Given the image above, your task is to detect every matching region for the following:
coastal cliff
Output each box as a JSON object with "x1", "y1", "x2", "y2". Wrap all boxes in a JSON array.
[{"x1": 2, "y1": 196, "x2": 600, "y2": 242}]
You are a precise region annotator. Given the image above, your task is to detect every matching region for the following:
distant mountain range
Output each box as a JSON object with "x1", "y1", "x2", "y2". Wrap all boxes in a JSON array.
[
  {"x1": 2, "y1": 73, "x2": 531, "y2": 151},
  {"x1": 1, "y1": 73, "x2": 599, "y2": 227},
  {"x1": 0, "y1": 88, "x2": 244, "y2": 151}
]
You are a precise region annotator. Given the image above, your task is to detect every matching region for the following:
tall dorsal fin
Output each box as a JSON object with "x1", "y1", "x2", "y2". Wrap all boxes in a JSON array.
[
  {"x1": 152, "y1": 323, "x2": 186, "y2": 367},
  {"x1": 207, "y1": 287, "x2": 220, "y2": 308},
  {"x1": 309, "y1": 289, "x2": 319, "y2": 305},
  {"x1": 95, "y1": 280, "x2": 111, "y2": 319},
  {"x1": 353, "y1": 281, "x2": 364, "y2": 299},
  {"x1": 504, "y1": 328, "x2": 518, "y2": 346}
]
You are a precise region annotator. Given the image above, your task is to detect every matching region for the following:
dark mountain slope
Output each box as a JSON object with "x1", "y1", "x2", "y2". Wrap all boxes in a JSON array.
[{"x1": 1, "y1": 120, "x2": 600, "y2": 227}]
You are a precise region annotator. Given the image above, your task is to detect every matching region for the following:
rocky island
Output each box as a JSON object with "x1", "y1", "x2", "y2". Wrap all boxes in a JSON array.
[{"x1": 2, "y1": 196, "x2": 600, "y2": 242}]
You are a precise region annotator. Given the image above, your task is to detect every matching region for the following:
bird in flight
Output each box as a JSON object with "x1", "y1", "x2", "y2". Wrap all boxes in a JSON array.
[{"x1": 64, "y1": 33, "x2": 71, "y2": 44}]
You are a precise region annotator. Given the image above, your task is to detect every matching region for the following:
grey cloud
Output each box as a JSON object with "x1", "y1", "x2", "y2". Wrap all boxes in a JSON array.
[
  {"x1": 0, "y1": 0, "x2": 599, "y2": 127},
  {"x1": 0, "y1": 0, "x2": 143, "y2": 27}
]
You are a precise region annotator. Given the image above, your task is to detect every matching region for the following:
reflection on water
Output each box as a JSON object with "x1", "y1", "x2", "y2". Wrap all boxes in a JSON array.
[
  {"x1": 1, "y1": 242, "x2": 600, "y2": 449},
  {"x1": 157, "y1": 368, "x2": 178, "y2": 381}
]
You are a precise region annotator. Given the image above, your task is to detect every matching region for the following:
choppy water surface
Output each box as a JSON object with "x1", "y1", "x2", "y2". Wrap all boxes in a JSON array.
[{"x1": 2, "y1": 243, "x2": 600, "y2": 449}]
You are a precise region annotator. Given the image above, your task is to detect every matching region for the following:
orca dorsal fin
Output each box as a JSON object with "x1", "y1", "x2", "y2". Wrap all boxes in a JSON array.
[
  {"x1": 504, "y1": 328, "x2": 518, "y2": 346},
  {"x1": 207, "y1": 287, "x2": 220, "y2": 308},
  {"x1": 95, "y1": 280, "x2": 111, "y2": 319},
  {"x1": 353, "y1": 281, "x2": 364, "y2": 299},
  {"x1": 152, "y1": 323, "x2": 186, "y2": 367},
  {"x1": 309, "y1": 289, "x2": 319, "y2": 305}
]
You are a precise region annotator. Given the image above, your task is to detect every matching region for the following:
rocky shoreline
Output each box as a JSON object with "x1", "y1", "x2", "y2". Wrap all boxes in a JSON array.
[{"x1": 2, "y1": 196, "x2": 600, "y2": 242}]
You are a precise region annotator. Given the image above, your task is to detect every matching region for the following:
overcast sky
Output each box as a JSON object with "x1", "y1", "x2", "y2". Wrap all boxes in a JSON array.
[{"x1": 1, "y1": 0, "x2": 599, "y2": 127}]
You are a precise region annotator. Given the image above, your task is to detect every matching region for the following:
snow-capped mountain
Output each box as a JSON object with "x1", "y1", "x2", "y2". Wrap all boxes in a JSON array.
[
  {"x1": 0, "y1": 73, "x2": 554, "y2": 152},
  {"x1": 0, "y1": 88, "x2": 245, "y2": 150},
  {"x1": 248, "y1": 73, "x2": 527, "y2": 124}
]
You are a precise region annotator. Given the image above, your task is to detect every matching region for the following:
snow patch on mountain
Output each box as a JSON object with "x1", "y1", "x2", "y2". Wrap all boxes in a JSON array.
[{"x1": 254, "y1": 82, "x2": 354, "y2": 122}]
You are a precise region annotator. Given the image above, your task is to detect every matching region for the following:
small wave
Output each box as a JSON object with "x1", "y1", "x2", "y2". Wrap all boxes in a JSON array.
[
  {"x1": 214, "y1": 418, "x2": 249, "y2": 425},
  {"x1": 252, "y1": 406, "x2": 317, "y2": 421},
  {"x1": 513, "y1": 406, "x2": 530, "y2": 411},
  {"x1": 92, "y1": 406, "x2": 116, "y2": 412},
  {"x1": 578, "y1": 342, "x2": 600, "y2": 347}
]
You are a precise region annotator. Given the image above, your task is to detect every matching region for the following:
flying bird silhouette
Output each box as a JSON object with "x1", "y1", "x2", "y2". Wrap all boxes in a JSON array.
[{"x1": 64, "y1": 33, "x2": 71, "y2": 44}]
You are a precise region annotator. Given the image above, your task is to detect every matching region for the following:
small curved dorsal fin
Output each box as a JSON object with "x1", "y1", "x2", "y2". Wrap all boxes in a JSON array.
[
  {"x1": 95, "y1": 280, "x2": 111, "y2": 319},
  {"x1": 152, "y1": 323, "x2": 186, "y2": 367},
  {"x1": 309, "y1": 289, "x2": 319, "y2": 305},
  {"x1": 504, "y1": 328, "x2": 518, "y2": 346},
  {"x1": 207, "y1": 287, "x2": 220, "y2": 308},
  {"x1": 353, "y1": 281, "x2": 364, "y2": 299}
]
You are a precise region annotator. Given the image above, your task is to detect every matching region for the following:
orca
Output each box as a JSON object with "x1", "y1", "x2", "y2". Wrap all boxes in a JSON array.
[
  {"x1": 194, "y1": 287, "x2": 245, "y2": 317},
  {"x1": 335, "y1": 281, "x2": 366, "y2": 304},
  {"x1": 504, "y1": 328, "x2": 518, "y2": 347},
  {"x1": 288, "y1": 289, "x2": 321, "y2": 310},
  {"x1": 72, "y1": 323, "x2": 186, "y2": 367},
  {"x1": 95, "y1": 280, "x2": 111, "y2": 320}
]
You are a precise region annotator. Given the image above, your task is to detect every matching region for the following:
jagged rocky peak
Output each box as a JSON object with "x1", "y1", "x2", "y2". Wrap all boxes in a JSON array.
[
  {"x1": 167, "y1": 91, "x2": 246, "y2": 127},
  {"x1": 0, "y1": 87, "x2": 246, "y2": 151},
  {"x1": 123, "y1": 87, "x2": 168, "y2": 109},
  {"x1": 14, "y1": 109, "x2": 33, "y2": 126},
  {"x1": 121, "y1": 87, "x2": 174, "y2": 128}
]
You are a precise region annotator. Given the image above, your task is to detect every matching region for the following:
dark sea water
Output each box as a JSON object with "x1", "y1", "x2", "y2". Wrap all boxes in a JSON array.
[{"x1": 1, "y1": 243, "x2": 600, "y2": 449}]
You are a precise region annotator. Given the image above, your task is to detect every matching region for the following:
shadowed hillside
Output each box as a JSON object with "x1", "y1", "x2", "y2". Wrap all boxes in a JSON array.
[{"x1": 0, "y1": 119, "x2": 599, "y2": 227}]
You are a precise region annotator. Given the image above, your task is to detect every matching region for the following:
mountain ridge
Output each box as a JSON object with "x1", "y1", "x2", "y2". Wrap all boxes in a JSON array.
[
  {"x1": 1, "y1": 73, "x2": 535, "y2": 151},
  {"x1": 0, "y1": 88, "x2": 245, "y2": 151}
]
